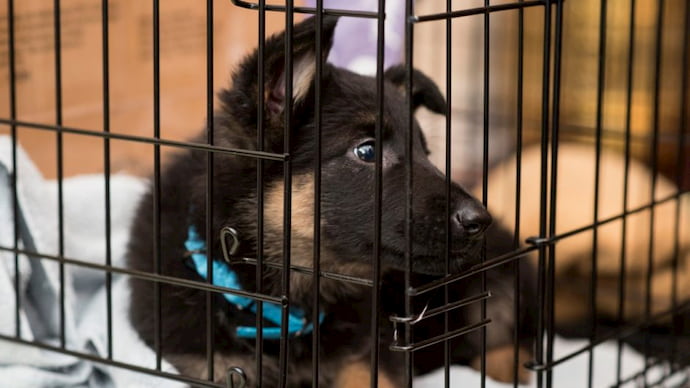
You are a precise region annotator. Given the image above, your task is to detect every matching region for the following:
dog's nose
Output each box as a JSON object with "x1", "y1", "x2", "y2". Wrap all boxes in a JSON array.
[{"x1": 453, "y1": 205, "x2": 492, "y2": 238}]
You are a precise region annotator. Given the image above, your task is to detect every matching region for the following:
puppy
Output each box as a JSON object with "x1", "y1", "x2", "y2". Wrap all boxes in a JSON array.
[
  {"x1": 127, "y1": 16, "x2": 533, "y2": 386},
  {"x1": 478, "y1": 143, "x2": 690, "y2": 326}
]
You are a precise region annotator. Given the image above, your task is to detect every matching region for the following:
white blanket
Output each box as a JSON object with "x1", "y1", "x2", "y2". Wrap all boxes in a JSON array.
[{"x1": 0, "y1": 136, "x2": 679, "y2": 387}]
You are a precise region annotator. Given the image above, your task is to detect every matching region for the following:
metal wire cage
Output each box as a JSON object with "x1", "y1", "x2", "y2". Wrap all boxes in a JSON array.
[{"x1": 0, "y1": 0, "x2": 688, "y2": 387}]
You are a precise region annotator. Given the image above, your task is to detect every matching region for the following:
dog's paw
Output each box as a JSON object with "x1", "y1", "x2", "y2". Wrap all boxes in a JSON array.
[
  {"x1": 470, "y1": 345, "x2": 532, "y2": 384},
  {"x1": 334, "y1": 360, "x2": 399, "y2": 388}
]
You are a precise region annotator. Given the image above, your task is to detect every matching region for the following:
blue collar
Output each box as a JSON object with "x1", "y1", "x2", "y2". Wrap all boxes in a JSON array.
[{"x1": 184, "y1": 225, "x2": 323, "y2": 339}]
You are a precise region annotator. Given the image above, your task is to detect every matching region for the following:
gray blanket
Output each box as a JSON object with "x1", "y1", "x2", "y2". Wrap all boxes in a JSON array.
[{"x1": 0, "y1": 136, "x2": 183, "y2": 387}]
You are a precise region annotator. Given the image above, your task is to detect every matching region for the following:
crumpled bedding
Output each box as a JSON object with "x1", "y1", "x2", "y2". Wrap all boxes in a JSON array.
[{"x1": 0, "y1": 136, "x2": 183, "y2": 387}]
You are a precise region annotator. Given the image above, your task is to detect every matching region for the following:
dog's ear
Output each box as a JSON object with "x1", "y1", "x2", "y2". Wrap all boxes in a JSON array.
[
  {"x1": 224, "y1": 16, "x2": 337, "y2": 130},
  {"x1": 384, "y1": 65, "x2": 447, "y2": 115},
  {"x1": 260, "y1": 16, "x2": 338, "y2": 117}
]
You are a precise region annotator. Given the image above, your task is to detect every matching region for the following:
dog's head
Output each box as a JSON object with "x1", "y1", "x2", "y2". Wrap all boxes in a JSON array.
[{"x1": 221, "y1": 16, "x2": 490, "y2": 276}]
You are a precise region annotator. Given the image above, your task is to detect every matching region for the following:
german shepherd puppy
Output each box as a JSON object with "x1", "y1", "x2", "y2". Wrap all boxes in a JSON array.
[{"x1": 128, "y1": 16, "x2": 535, "y2": 387}]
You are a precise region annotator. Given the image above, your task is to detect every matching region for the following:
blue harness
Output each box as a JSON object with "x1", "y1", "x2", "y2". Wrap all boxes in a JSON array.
[{"x1": 184, "y1": 225, "x2": 323, "y2": 339}]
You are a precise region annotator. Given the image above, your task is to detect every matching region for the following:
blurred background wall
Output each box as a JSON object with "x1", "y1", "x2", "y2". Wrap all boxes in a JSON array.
[
  {"x1": 1, "y1": 0, "x2": 688, "y2": 190},
  {"x1": 0, "y1": 0, "x2": 290, "y2": 177},
  {"x1": 414, "y1": 0, "x2": 688, "y2": 191}
]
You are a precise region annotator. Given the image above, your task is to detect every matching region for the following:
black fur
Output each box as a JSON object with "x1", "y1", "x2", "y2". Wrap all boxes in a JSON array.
[{"x1": 127, "y1": 16, "x2": 535, "y2": 387}]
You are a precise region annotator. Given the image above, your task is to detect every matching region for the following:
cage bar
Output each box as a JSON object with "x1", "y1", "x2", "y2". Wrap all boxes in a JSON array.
[
  {"x1": 587, "y1": 0, "x2": 608, "y2": 386},
  {"x1": 370, "y1": 1, "x2": 386, "y2": 387},
  {"x1": 151, "y1": 0, "x2": 162, "y2": 371},
  {"x1": 443, "y1": 0, "x2": 453, "y2": 386},
  {"x1": 615, "y1": 0, "x2": 636, "y2": 383},
  {"x1": 255, "y1": 0, "x2": 267, "y2": 385},
  {"x1": 404, "y1": 0, "x2": 415, "y2": 386},
  {"x1": 535, "y1": 2, "x2": 552, "y2": 387},
  {"x1": 513, "y1": 2, "x2": 526, "y2": 387},
  {"x1": 52, "y1": 0, "x2": 67, "y2": 351},
  {"x1": 279, "y1": 3, "x2": 295, "y2": 386},
  {"x1": 644, "y1": 0, "x2": 666, "y2": 383},
  {"x1": 205, "y1": 0, "x2": 216, "y2": 381},
  {"x1": 0, "y1": 119, "x2": 287, "y2": 161},
  {"x1": 230, "y1": 0, "x2": 379, "y2": 18},
  {"x1": 6, "y1": 0, "x2": 20, "y2": 341},
  {"x1": 311, "y1": 2, "x2": 324, "y2": 387},
  {"x1": 101, "y1": 0, "x2": 113, "y2": 361},
  {"x1": 0, "y1": 1, "x2": 688, "y2": 387}
]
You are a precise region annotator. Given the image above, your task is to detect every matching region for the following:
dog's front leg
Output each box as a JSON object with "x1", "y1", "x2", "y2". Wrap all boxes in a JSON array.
[{"x1": 334, "y1": 359, "x2": 399, "y2": 388}]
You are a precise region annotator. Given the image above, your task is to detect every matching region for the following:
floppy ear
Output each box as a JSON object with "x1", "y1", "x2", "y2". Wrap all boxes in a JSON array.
[
  {"x1": 262, "y1": 16, "x2": 338, "y2": 117},
  {"x1": 384, "y1": 65, "x2": 447, "y2": 115}
]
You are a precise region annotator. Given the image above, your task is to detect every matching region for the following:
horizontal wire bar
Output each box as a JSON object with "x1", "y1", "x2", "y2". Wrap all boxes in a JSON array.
[
  {"x1": 612, "y1": 358, "x2": 669, "y2": 387},
  {"x1": 6, "y1": 194, "x2": 682, "y2": 303},
  {"x1": 557, "y1": 123, "x2": 690, "y2": 146},
  {"x1": 389, "y1": 319, "x2": 492, "y2": 353},
  {"x1": 531, "y1": 192, "x2": 686, "y2": 246},
  {"x1": 390, "y1": 291, "x2": 492, "y2": 325},
  {"x1": 0, "y1": 118, "x2": 286, "y2": 161},
  {"x1": 400, "y1": 113, "x2": 690, "y2": 146},
  {"x1": 0, "y1": 334, "x2": 223, "y2": 388},
  {"x1": 412, "y1": 0, "x2": 545, "y2": 23},
  {"x1": 228, "y1": 0, "x2": 547, "y2": 22},
  {"x1": 409, "y1": 191, "x2": 687, "y2": 296},
  {"x1": 526, "y1": 300, "x2": 690, "y2": 372},
  {"x1": 228, "y1": 256, "x2": 373, "y2": 286},
  {"x1": 229, "y1": 0, "x2": 379, "y2": 18},
  {"x1": 612, "y1": 352, "x2": 690, "y2": 388},
  {"x1": 0, "y1": 245, "x2": 282, "y2": 304},
  {"x1": 409, "y1": 246, "x2": 536, "y2": 297},
  {"x1": 643, "y1": 369, "x2": 690, "y2": 388}
]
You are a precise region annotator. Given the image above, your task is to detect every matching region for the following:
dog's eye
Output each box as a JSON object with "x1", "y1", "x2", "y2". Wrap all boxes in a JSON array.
[{"x1": 354, "y1": 141, "x2": 375, "y2": 163}]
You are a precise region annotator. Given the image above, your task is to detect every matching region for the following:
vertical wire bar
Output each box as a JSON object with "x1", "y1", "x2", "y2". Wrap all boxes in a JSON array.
[
  {"x1": 671, "y1": 0, "x2": 690, "y2": 370},
  {"x1": 444, "y1": 1, "x2": 452, "y2": 387},
  {"x1": 545, "y1": 2, "x2": 565, "y2": 387},
  {"x1": 481, "y1": 3, "x2": 490, "y2": 387},
  {"x1": 371, "y1": 1, "x2": 385, "y2": 387},
  {"x1": 589, "y1": 1, "x2": 608, "y2": 386},
  {"x1": 404, "y1": 0, "x2": 414, "y2": 387},
  {"x1": 101, "y1": 0, "x2": 113, "y2": 360},
  {"x1": 279, "y1": 3, "x2": 295, "y2": 386},
  {"x1": 311, "y1": 2, "x2": 323, "y2": 387},
  {"x1": 53, "y1": 0, "x2": 66, "y2": 350},
  {"x1": 644, "y1": 0, "x2": 665, "y2": 381},
  {"x1": 205, "y1": 0, "x2": 215, "y2": 380},
  {"x1": 255, "y1": 0, "x2": 266, "y2": 385},
  {"x1": 512, "y1": 2, "x2": 525, "y2": 386},
  {"x1": 7, "y1": 0, "x2": 20, "y2": 340},
  {"x1": 615, "y1": 0, "x2": 636, "y2": 382},
  {"x1": 152, "y1": 0, "x2": 163, "y2": 371},
  {"x1": 535, "y1": 1, "x2": 552, "y2": 387}
]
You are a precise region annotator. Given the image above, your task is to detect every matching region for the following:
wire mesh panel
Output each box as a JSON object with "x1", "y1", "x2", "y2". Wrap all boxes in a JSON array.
[{"x1": 0, "y1": 0, "x2": 688, "y2": 388}]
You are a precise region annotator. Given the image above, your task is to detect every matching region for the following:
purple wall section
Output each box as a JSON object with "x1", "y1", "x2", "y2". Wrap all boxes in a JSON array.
[{"x1": 304, "y1": 1, "x2": 405, "y2": 75}]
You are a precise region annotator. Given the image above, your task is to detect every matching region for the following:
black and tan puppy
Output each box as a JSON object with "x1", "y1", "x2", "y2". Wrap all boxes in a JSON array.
[{"x1": 127, "y1": 16, "x2": 534, "y2": 387}]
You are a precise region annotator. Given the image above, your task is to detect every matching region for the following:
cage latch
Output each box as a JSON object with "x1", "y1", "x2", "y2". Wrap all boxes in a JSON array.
[
  {"x1": 226, "y1": 366, "x2": 247, "y2": 388},
  {"x1": 388, "y1": 291, "x2": 493, "y2": 353},
  {"x1": 220, "y1": 226, "x2": 241, "y2": 263}
]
